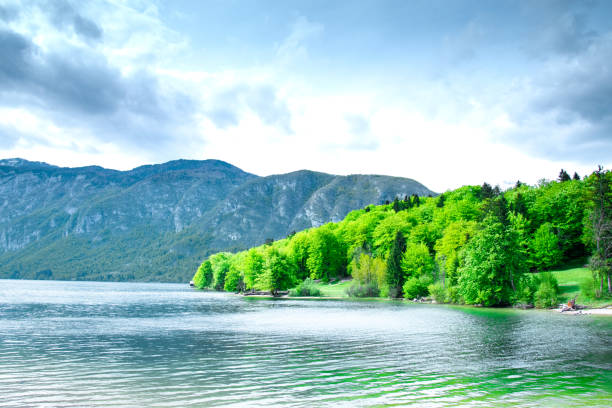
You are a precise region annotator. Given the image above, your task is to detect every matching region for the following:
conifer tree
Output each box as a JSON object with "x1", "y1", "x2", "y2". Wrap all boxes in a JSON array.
[
  {"x1": 392, "y1": 197, "x2": 401, "y2": 213},
  {"x1": 386, "y1": 231, "x2": 407, "y2": 298},
  {"x1": 436, "y1": 193, "x2": 445, "y2": 208},
  {"x1": 480, "y1": 182, "x2": 494, "y2": 199},
  {"x1": 558, "y1": 169, "x2": 571, "y2": 182}
]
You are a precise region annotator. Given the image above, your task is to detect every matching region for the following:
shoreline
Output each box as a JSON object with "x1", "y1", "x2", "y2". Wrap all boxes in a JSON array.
[
  {"x1": 237, "y1": 292, "x2": 612, "y2": 315},
  {"x1": 558, "y1": 307, "x2": 612, "y2": 316}
]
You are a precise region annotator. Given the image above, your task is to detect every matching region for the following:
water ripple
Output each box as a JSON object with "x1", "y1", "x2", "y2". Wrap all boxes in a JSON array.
[{"x1": 1, "y1": 280, "x2": 611, "y2": 407}]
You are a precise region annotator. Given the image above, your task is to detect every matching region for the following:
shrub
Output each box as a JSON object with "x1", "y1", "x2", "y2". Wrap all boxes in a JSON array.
[
  {"x1": 346, "y1": 282, "x2": 380, "y2": 298},
  {"x1": 515, "y1": 273, "x2": 540, "y2": 305},
  {"x1": 403, "y1": 275, "x2": 432, "y2": 299},
  {"x1": 580, "y1": 277, "x2": 597, "y2": 299},
  {"x1": 428, "y1": 282, "x2": 446, "y2": 303},
  {"x1": 534, "y1": 272, "x2": 559, "y2": 308},
  {"x1": 289, "y1": 278, "x2": 321, "y2": 297},
  {"x1": 445, "y1": 286, "x2": 462, "y2": 304}
]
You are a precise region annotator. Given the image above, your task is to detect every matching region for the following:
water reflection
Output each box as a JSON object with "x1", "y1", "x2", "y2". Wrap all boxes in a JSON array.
[{"x1": 0, "y1": 280, "x2": 611, "y2": 407}]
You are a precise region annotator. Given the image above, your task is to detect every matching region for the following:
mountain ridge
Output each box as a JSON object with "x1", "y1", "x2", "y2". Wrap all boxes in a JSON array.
[{"x1": 0, "y1": 158, "x2": 435, "y2": 282}]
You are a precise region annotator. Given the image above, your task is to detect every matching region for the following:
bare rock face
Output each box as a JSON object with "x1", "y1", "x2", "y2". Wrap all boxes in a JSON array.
[{"x1": 0, "y1": 158, "x2": 435, "y2": 282}]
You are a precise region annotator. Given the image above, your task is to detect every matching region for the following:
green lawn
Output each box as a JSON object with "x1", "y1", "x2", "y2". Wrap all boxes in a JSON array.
[
  {"x1": 550, "y1": 267, "x2": 611, "y2": 308},
  {"x1": 311, "y1": 279, "x2": 353, "y2": 297},
  {"x1": 296, "y1": 269, "x2": 612, "y2": 307}
]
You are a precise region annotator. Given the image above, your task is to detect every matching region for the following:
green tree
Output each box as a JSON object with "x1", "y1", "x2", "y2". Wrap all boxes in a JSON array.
[
  {"x1": 288, "y1": 231, "x2": 311, "y2": 280},
  {"x1": 402, "y1": 275, "x2": 432, "y2": 299},
  {"x1": 558, "y1": 169, "x2": 571, "y2": 182},
  {"x1": 243, "y1": 249, "x2": 264, "y2": 290},
  {"x1": 480, "y1": 182, "x2": 495, "y2": 200},
  {"x1": 482, "y1": 194, "x2": 509, "y2": 226},
  {"x1": 224, "y1": 265, "x2": 244, "y2": 292},
  {"x1": 260, "y1": 247, "x2": 296, "y2": 296},
  {"x1": 529, "y1": 222, "x2": 562, "y2": 270},
  {"x1": 534, "y1": 272, "x2": 559, "y2": 308},
  {"x1": 434, "y1": 220, "x2": 477, "y2": 288},
  {"x1": 193, "y1": 260, "x2": 213, "y2": 288},
  {"x1": 372, "y1": 212, "x2": 413, "y2": 256},
  {"x1": 401, "y1": 242, "x2": 435, "y2": 280},
  {"x1": 529, "y1": 178, "x2": 587, "y2": 261},
  {"x1": 392, "y1": 197, "x2": 402, "y2": 213},
  {"x1": 400, "y1": 242, "x2": 435, "y2": 299},
  {"x1": 386, "y1": 231, "x2": 406, "y2": 298},
  {"x1": 457, "y1": 216, "x2": 526, "y2": 306},
  {"x1": 306, "y1": 226, "x2": 345, "y2": 281},
  {"x1": 436, "y1": 193, "x2": 445, "y2": 208},
  {"x1": 351, "y1": 253, "x2": 386, "y2": 287},
  {"x1": 210, "y1": 253, "x2": 231, "y2": 291},
  {"x1": 586, "y1": 166, "x2": 612, "y2": 295}
]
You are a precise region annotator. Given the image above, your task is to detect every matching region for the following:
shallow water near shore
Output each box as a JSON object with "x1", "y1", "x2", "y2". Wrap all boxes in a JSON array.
[{"x1": 1, "y1": 279, "x2": 611, "y2": 407}]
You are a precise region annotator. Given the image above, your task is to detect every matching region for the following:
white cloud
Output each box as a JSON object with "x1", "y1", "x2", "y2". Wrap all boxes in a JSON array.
[
  {"x1": 0, "y1": 0, "x2": 609, "y2": 192},
  {"x1": 275, "y1": 16, "x2": 324, "y2": 65}
]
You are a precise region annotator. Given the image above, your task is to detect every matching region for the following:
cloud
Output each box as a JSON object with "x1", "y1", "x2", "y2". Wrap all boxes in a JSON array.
[
  {"x1": 0, "y1": 25, "x2": 197, "y2": 155},
  {"x1": 276, "y1": 16, "x2": 324, "y2": 64},
  {"x1": 0, "y1": 124, "x2": 19, "y2": 149},
  {"x1": 523, "y1": 1, "x2": 598, "y2": 57},
  {"x1": 0, "y1": 4, "x2": 18, "y2": 22},
  {"x1": 0, "y1": 31, "x2": 123, "y2": 114},
  {"x1": 244, "y1": 86, "x2": 292, "y2": 133},
  {"x1": 0, "y1": 29, "x2": 30, "y2": 82},
  {"x1": 207, "y1": 85, "x2": 292, "y2": 133},
  {"x1": 442, "y1": 19, "x2": 486, "y2": 64},
  {"x1": 499, "y1": 32, "x2": 612, "y2": 163},
  {"x1": 344, "y1": 114, "x2": 379, "y2": 150},
  {"x1": 72, "y1": 14, "x2": 103, "y2": 40},
  {"x1": 46, "y1": 0, "x2": 103, "y2": 41}
]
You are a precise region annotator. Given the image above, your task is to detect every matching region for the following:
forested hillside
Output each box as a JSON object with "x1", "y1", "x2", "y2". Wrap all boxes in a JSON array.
[
  {"x1": 194, "y1": 168, "x2": 612, "y2": 307},
  {"x1": 0, "y1": 158, "x2": 433, "y2": 282}
]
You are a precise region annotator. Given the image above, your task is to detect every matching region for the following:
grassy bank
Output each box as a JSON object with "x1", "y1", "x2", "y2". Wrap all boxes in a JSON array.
[
  {"x1": 292, "y1": 268, "x2": 611, "y2": 309},
  {"x1": 551, "y1": 267, "x2": 611, "y2": 308},
  {"x1": 309, "y1": 279, "x2": 352, "y2": 297}
]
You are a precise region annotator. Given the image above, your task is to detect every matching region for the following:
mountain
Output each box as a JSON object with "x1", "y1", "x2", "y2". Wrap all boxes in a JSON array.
[{"x1": 0, "y1": 158, "x2": 435, "y2": 282}]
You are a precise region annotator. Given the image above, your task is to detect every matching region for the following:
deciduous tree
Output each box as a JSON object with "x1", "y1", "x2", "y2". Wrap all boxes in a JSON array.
[{"x1": 193, "y1": 260, "x2": 213, "y2": 288}]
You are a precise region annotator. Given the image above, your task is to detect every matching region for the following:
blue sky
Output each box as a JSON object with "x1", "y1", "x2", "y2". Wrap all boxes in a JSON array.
[{"x1": 0, "y1": 0, "x2": 611, "y2": 191}]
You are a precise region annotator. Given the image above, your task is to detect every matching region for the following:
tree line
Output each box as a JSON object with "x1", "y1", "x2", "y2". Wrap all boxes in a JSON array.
[{"x1": 193, "y1": 168, "x2": 612, "y2": 306}]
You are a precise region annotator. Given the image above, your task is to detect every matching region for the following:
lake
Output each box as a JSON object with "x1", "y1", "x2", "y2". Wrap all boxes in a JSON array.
[{"x1": 1, "y1": 280, "x2": 610, "y2": 407}]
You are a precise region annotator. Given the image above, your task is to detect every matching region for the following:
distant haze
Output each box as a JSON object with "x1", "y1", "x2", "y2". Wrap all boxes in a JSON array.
[{"x1": 0, "y1": 0, "x2": 611, "y2": 191}]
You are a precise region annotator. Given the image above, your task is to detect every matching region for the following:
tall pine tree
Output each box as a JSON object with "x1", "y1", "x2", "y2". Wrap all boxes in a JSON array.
[
  {"x1": 480, "y1": 182, "x2": 495, "y2": 200},
  {"x1": 558, "y1": 169, "x2": 571, "y2": 182},
  {"x1": 386, "y1": 231, "x2": 407, "y2": 298}
]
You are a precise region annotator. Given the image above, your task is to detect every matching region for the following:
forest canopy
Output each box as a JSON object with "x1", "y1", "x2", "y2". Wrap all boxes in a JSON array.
[{"x1": 193, "y1": 168, "x2": 612, "y2": 307}]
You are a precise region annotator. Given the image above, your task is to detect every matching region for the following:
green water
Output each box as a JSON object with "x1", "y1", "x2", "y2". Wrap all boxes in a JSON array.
[{"x1": 1, "y1": 280, "x2": 610, "y2": 407}]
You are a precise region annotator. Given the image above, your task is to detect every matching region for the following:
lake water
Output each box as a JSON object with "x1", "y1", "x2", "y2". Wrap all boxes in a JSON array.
[{"x1": 1, "y1": 280, "x2": 611, "y2": 407}]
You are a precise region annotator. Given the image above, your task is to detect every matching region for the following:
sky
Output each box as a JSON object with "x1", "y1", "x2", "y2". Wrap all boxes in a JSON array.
[{"x1": 0, "y1": 0, "x2": 611, "y2": 192}]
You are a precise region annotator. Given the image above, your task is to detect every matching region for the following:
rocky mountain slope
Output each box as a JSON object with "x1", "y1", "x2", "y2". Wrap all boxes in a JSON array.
[{"x1": 0, "y1": 158, "x2": 435, "y2": 282}]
